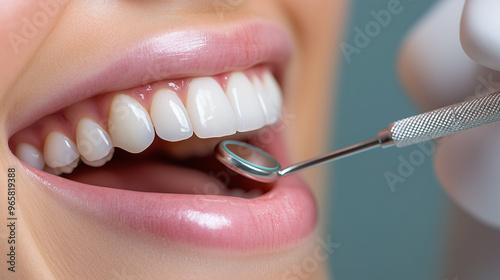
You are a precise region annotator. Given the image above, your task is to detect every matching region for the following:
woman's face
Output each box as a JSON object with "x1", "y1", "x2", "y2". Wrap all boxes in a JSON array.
[{"x1": 1, "y1": 1, "x2": 347, "y2": 279}]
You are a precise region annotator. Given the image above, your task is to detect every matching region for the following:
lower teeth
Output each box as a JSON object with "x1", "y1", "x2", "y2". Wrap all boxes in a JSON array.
[{"x1": 226, "y1": 188, "x2": 263, "y2": 198}]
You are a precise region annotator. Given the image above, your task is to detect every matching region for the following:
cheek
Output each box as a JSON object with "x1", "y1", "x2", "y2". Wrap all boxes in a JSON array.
[
  {"x1": 279, "y1": 0, "x2": 349, "y2": 193},
  {"x1": 0, "y1": 1, "x2": 69, "y2": 97},
  {"x1": 281, "y1": 0, "x2": 348, "y2": 112}
]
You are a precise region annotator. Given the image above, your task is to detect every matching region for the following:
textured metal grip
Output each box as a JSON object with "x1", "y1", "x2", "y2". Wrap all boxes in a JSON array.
[{"x1": 390, "y1": 92, "x2": 500, "y2": 147}]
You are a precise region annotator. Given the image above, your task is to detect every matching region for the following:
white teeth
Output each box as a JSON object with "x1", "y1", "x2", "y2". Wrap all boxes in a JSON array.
[
  {"x1": 150, "y1": 89, "x2": 193, "y2": 142},
  {"x1": 43, "y1": 131, "x2": 80, "y2": 173},
  {"x1": 43, "y1": 158, "x2": 79, "y2": 175},
  {"x1": 76, "y1": 118, "x2": 113, "y2": 167},
  {"x1": 225, "y1": 72, "x2": 267, "y2": 132},
  {"x1": 253, "y1": 71, "x2": 282, "y2": 125},
  {"x1": 15, "y1": 143, "x2": 45, "y2": 170},
  {"x1": 56, "y1": 158, "x2": 79, "y2": 174},
  {"x1": 44, "y1": 166, "x2": 63, "y2": 176},
  {"x1": 81, "y1": 148, "x2": 114, "y2": 168},
  {"x1": 15, "y1": 71, "x2": 283, "y2": 176},
  {"x1": 262, "y1": 71, "x2": 283, "y2": 118},
  {"x1": 108, "y1": 94, "x2": 155, "y2": 153},
  {"x1": 187, "y1": 77, "x2": 237, "y2": 138}
]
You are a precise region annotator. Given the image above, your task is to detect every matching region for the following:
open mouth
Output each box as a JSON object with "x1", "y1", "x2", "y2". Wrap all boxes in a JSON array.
[{"x1": 7, "y1": 20, "x2": 317, "y2": 251}]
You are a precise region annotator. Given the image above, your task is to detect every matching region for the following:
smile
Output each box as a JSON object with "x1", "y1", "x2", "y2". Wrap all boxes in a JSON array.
[{"x1": 7, "y1": 20, "x2": 317, "y2": 251}]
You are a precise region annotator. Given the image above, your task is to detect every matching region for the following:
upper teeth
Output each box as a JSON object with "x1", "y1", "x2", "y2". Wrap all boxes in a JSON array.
[
  {"x1": 108, "y1": 94, "x2": 155, "y2": 153},
  {"x1": 42, "y1": 131, "x2": 80, "y2": 174},
  {"x1": 76, "y1": 118, "x2": 114, "y2": 167},
  {"x1": 226, "y1": 72, "x2": 267, "y2": 132},
  {"x1": 12, "y1": 69, "x2": 283, "y2": 173},
  {"x1": 150, "y1": 89, "x2": 193, "y2": 142},
  {"x1": 187, "y1": 77, "x2": 238, "y2": 138}
]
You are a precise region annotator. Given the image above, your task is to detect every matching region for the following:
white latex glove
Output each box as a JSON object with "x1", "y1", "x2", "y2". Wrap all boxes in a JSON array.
[{"x1": 398, "y1": 0, "x2": 500, "y2": 228}]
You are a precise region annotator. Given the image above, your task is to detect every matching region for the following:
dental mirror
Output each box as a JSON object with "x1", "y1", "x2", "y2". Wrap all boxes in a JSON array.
[
  {"x1": 215, "y1": 140, "x2": 281, "y2": 183},
  {"x1": 216, "y1": 137, "x2": 380, "y2": 183},
  {"x1": 216, "y1": 91, "x2": 500, "y2": 183}
]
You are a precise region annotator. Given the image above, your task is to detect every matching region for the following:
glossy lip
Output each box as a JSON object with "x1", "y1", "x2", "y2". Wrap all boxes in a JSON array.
[
  {"x1": 13, "y1": 19, "x2": 318, "y2": 251},
  {"x1": 23, "y1": 131, "x2": 317, "y2": 251}
]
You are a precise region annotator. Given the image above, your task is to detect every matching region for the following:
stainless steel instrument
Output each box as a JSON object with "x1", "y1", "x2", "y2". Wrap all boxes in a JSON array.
[{"x1": 216, "y1": 92, "x2": 500, "y2": 183}]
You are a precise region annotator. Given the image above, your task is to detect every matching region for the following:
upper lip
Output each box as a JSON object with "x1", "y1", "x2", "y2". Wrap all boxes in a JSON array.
[
  {"x1": 7, "y1": 18, "x2": 292, "y2": 137},
  {"x1": 12, "y1": 19, "x2": 317, "y2": 252}
]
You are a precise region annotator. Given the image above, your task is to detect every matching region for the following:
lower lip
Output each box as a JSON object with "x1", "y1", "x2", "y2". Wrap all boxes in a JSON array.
[{"x1": 23, "y1": 131, "x2": 317, "y2": 251}]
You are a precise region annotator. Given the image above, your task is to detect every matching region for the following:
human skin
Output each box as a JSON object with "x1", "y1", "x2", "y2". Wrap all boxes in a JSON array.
[{"x1": 0, "y1": 1, "x2": 348, "y2": 279}]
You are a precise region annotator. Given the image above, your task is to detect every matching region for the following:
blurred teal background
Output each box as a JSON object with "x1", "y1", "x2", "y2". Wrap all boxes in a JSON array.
[{"x1": 327, "y1": 1, "x2": 451, "y2": 279}]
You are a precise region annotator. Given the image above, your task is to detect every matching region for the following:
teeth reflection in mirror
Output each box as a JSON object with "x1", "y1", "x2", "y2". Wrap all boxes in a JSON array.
[
  {"x1": 15, "y1": 143, "x2": 45, "y2": 170},
  {"x1": 43, "y1": 131, "x2": 80, "y2": 173},
  {"x1": 108, "y1": 94, "x2": 155, "y2": 153},
  {"x1": 187, "y1": 77, "x2": 237, "y2": 138},
  {"x1": 76, "y1": 118, "x2": 113, "y2": 167},
  {"x1": 253, "y1": 73, "x2": 282, "y2": 125},
  {"x1": 151, "y1": 89, "x2": 193, "y2": 142},
  {"x1": 226, "y1": 72, "x2": 266, "y2": 132}
]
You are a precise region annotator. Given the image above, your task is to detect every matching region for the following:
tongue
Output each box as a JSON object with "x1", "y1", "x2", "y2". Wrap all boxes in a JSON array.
[{"x1": 64, "y1": 158, "x2": 228, "y2": 195}]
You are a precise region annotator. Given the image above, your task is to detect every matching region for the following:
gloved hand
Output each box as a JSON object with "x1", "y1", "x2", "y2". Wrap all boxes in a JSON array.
[{"x1": 398, "y1": 0, "x2": 500, "y2": 228}]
